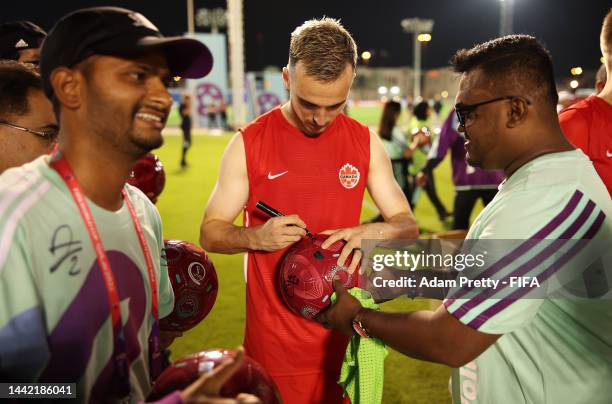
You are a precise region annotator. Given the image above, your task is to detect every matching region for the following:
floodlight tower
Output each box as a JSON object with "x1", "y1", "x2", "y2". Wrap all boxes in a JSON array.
[
  {"x1": 227, "y1": 0, "x2": 246, "y2": 127},
  {"x1": 187, "y1": 0, "x2": 194, "y2": 33},
  {"x1": 401, "y1": 18, "x2": 434, "y2": 101},
  {"x1": 196, "y1": 7, "x2": 228, "y2": 33},
  {"x1": 499, "y1": 0, "x2": 515, "y2": 36}
]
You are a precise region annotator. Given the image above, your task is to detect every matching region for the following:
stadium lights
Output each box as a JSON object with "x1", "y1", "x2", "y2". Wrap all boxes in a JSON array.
[
  {"x1": 441, "y1": 90, "x2": 449, "y2": 98},
  {"x1": 361, "y1": 51, "x2": 372, "y2": 61},
  {"x1": 390, "y1": 86, "x2": 400, "y2": 95},
  {"x1": 378, "y1": 86, "x2": 388, "y2": 95},
  {"x1": 417, "y1": 33, "x2": 432, "y2": 42},
  {"x1": 570, "y1": 67, "x2": 583, "y2": 76},
  {"x1": 570, "y1": 80, "x2": 579, "y2": 89},
  {"x1": 401, "y1": 17, "x2": 434, "y2": 100},
  {"x1": 196, "y1": 7, "x2": 227, "y2": 33}
]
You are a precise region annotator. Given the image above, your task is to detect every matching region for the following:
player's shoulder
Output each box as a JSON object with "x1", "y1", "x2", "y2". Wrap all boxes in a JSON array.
[
  {"x1": 559, "y1": 103, "x2": 590, "y2": 136},
  {"x1": 560, "y1": 96, "x2": 598, "y2": 117},
  {"x1": 239, "y1": 107, "x2": 281, "y2": 138},
  {"x1": 559, "y1": 96, "x2": 598, "y2": 128},
  {"x1": 562, "y1": 96, "x2": 597, "y2": 111}
]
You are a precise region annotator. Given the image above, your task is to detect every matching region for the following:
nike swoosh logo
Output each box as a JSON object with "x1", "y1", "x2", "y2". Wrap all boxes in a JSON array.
[
  {"x1": 607, "y1": 150, "x2": 612, "y2": 158},
  {"x1": 267, "y1": 171, "x2": 288, "y2": 180}
]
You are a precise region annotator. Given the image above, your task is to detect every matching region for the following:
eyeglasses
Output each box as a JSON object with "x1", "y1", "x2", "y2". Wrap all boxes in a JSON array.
[
  {"x1": 455, "y1": 96, "x2": 531, "y2": 128},
  {"x1": 0, "y1": 120, "x2": 59, "y2": 142}
]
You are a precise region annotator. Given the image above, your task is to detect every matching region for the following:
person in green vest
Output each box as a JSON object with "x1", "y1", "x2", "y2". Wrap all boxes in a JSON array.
[
  {"x1": 369, "y1": 100, "x2": 427, "y2": 222},
  {"x1": 407, "y1": 100, "x2": 450, "y2": 222}
]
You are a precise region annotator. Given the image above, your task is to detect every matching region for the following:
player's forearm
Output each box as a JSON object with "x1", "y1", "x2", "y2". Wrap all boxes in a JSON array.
[
  {"x1": 358, "y1": 309, "x2": 457, "y2": 366},
  {"x1": 379, "y1": 212, "x2": 419, "y2": 240},
  {"x1": 200, "y1": 219, "x2": 255, "y2": 254}
]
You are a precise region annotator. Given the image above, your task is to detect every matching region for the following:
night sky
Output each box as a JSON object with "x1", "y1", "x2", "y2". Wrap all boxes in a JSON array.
[{"x1": 3, "y1": 0, "x2": 609, "y2": 77}]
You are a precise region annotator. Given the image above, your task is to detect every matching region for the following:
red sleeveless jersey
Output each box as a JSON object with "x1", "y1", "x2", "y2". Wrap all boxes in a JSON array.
[
  {"x1": 559, "y1": 96, "x2": 612, "y2": 196},
  {"x1": 241, "y1": 107, "x2": 370, "y2": 377}
]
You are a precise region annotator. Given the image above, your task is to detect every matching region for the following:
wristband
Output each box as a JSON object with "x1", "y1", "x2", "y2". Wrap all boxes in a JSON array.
[{"x1": 352, "y1": 308, "x2": 371, "y2": 338}]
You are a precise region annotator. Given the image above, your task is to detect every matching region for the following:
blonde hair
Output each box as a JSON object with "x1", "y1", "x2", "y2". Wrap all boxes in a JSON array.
[{"x1": 289, "y1": 17, "x2": 357, "y2": 82}]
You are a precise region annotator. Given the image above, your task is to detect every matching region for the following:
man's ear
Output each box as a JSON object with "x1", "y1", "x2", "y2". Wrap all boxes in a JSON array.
[
  {"x1": 50, "y1": 67, "x2": 83, "y2": 111},
  {"x1": 282, "y1": 66, "x2": 290, "y2": 91},
  {"x1": 506, "y1": 97, "x2": 529, "y2": 128}
]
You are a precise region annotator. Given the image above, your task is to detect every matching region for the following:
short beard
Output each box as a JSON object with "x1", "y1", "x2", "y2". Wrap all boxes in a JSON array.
[
  {"x1": 129, "y1": 131, "x2": 164, "y2": 155},
  {"x1": 82, "y1": 70, "x2": 164, "y2": 158}
]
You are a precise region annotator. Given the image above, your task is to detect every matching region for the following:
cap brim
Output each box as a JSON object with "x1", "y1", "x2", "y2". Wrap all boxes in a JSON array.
[{"x1": 136, "y1": 36, "x2": 213, "y2": 79}]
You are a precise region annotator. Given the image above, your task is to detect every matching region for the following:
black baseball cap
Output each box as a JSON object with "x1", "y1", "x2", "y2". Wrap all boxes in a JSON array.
[
  {"x1": 40, "y1": 7, "x2": 213, "y2": 98},
  {"x1": 0, "y1": 21, "x2": 46, "y2": 60}
]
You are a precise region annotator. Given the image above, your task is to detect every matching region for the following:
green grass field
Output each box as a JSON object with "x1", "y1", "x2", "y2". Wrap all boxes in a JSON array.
[{"x1": 154, "y1": 106, "x2": 483, "y2": 403}]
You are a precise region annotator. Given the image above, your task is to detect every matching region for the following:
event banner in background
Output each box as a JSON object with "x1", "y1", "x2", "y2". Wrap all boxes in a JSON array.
[
  {"x1": 184, "y1": 33, "x2": 288, "y2": 127},
  {"x1": 245, "y1": 71, "x2": 288, "y2": 121},
  {"x1": 187, "y1": 32, "x2": 229, "y2": 128}
]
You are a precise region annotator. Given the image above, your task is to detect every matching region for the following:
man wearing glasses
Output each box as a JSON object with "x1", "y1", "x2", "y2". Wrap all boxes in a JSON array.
[
  {"x1": 0, "y1": 60, "x2": 57, "y2": 173},
  {"x1": 319, "y1": 35, "x2": 612, "y2": 404},
  {"x1": 416, "y1": 109, "x2": 504, "y2": 230},
  {"x1": 0, "y1": 6, "x2": 265, "y2": 404}
]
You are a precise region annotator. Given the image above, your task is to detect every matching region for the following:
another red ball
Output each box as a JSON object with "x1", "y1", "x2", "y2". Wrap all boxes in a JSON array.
[
  {"x1": 278, "y1": 234, "x2": 359, "y2": 320},
  {"x1": 127, "y1": 153, "x2": 166, "y2": 203},
  {"x1": 159, "y1": 240, "x2": 218, "y2": 332},
  {"x1": 148, "y1": 349, "x2": 280, "y2": 404}
]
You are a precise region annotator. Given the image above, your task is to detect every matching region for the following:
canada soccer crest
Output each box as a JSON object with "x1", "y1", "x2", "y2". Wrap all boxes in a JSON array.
[{"x1": 338, "y1": 163, "x2": 360, "y2": 189}]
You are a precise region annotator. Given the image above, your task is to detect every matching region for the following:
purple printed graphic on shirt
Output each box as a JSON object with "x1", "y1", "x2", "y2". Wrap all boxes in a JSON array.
[
  {"x1": 40, "y1": 251, "x2": 148, "y2": 401},
  {"x1": 433, "y1": 111, "x2": 505, "y2": 188}
]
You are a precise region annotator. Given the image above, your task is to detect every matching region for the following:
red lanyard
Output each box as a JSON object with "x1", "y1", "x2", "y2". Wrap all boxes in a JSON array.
[{"x1": 50, "y1": 153, "x2": 159, "y2": 329}]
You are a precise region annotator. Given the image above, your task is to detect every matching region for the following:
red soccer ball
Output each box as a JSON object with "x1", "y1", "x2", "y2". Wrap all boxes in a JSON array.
[
  {"x1": 127, "y1": 153, "x2": 166, "y2": 203},
  {"x1": 159, "y1": 240, "x2": 218, "y2": 332},
  {"x1": 278, "y1": 234, "x2": 359, "y2": 320},
  {"x1": 148, "y1": 349, "x2": 281, "y2": 404}
]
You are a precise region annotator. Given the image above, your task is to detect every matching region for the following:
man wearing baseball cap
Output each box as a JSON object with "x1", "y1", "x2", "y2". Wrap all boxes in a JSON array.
[
  {"x1": 0, "y1": 20, "x2": 46, "y2": 64},
  {"x1": 0, "y1": 7, "x2": 256, "y2": 404}
]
